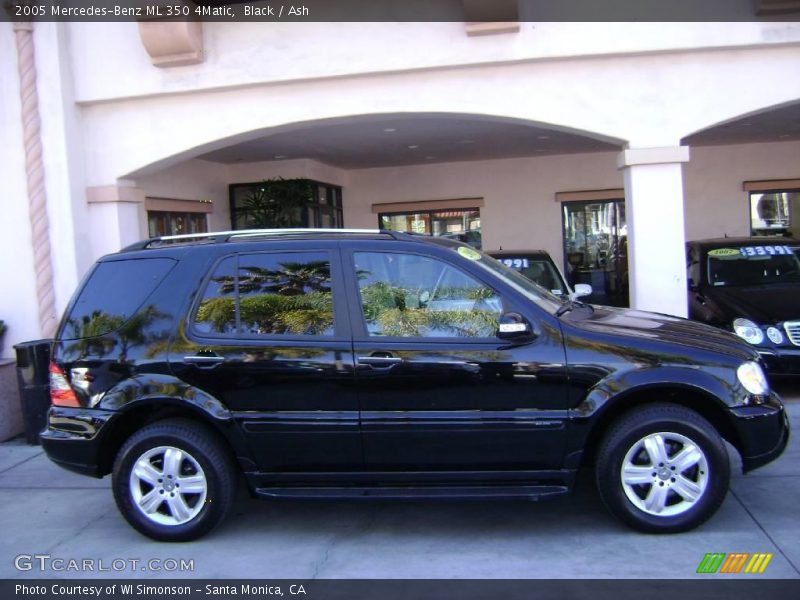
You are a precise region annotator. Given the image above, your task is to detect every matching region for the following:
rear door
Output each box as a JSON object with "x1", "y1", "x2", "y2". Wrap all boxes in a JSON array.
[{"x1": 170, "y1": 241, "x2": 361, "y2": 472}]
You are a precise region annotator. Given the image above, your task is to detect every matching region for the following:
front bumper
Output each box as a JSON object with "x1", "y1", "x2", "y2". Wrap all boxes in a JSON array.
[
  {"x1": 730, "y1": 392, "x2": 790, "y2": 473},
  {"x1": 757, "y1": 347, "x2": 800, "y2": 375},
  {"x1": 39, "y1": 406, "x2": 118, "y2": 478}
]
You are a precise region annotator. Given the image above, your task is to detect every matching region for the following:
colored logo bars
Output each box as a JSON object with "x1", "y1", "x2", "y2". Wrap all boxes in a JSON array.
[{"x1": 697, "y1": 553, "x2": 773, "y2": 574}]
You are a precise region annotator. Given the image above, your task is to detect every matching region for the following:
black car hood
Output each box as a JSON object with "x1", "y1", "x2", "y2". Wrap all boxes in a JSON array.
[
  {"x1": 566, "y1": 305, "x2": 757, "y2": 362},
  {"x1": 702, "y1": 285, "x2": 800, "y2": 324}
]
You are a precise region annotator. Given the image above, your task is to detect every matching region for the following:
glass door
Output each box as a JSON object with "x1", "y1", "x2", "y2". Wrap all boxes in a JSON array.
[{"x1": 562, "y1": 200, "x2": 628, "y2": 307}]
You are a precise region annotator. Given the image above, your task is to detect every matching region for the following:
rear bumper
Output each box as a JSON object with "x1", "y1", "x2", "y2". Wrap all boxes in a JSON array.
[
  {"x1": 758, "y1": 347, "x2": 800, "y2": 375},
  {"x1": 729, "y1": 392, "x2": 790, "y2": 473},
  {"x1": 39, "y1": 406, "x2": 117, "y2": 478}
]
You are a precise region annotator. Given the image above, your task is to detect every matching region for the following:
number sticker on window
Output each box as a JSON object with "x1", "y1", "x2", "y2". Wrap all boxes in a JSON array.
[
  {"x1": 737, "y1": 245, "x2": 792, "y2": 258},
  {"x1": 501, "y1": 258, "x2": 529, "y2": 269}
]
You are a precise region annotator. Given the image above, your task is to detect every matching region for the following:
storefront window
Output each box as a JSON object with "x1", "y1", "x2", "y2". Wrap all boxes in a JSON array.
[
  {"x1": 229, "y1": 179, "x2": 343, "y2": 230},
  {"x1": 562, "y1": 200, "x2": 628, "y2": 307},
  {"x1": 148, "y1": 211, "x2": 208, "y2": 237},
  {"x1": 378, "y1": 208, "x2": 482, "y2": 248},
  {"x1": 750, "y1": 191, "x2": 799, "y2": 238}
]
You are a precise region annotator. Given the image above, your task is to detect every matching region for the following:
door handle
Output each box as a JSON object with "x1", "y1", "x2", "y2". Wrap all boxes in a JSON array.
[
  {"x1": 183, "y1": 355, "x2": 225, "y2": 369},
  {"x1": 357, "y1": 355, "x2": 402, "y2": 368}
]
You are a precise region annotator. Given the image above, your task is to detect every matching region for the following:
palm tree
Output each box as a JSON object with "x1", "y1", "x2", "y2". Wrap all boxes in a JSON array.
[{"x1": 238, "y1": 178, "x2": 315, "y2": 229}]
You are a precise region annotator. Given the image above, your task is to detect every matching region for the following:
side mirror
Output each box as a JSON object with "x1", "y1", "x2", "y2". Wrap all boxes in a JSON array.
[
  {"x1": 497, "y1": 312, "x2": 535, "y2": 341},
  {"x1": 573, "y1": 283, "x2": 592, "y2": 299}
]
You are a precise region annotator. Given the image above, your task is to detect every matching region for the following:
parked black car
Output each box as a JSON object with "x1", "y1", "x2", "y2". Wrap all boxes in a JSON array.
[
  {"x1": 687, "y1": 237, "x2": 800, "y2": 375},
  {"x1": 41, "y1": 229, "x2": 788, "y2": 541},
  {"x1": 487, "y1": 249, "x2": 592, "y2": 301}
]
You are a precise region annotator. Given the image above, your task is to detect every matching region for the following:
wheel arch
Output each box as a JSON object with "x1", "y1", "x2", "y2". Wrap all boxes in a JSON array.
[
  {"x1": 96, "y1": 397, "x2": 250, "y2": 477},
  {"x1": 576, "y1": 383, "x2": 743, "y2": 468}
]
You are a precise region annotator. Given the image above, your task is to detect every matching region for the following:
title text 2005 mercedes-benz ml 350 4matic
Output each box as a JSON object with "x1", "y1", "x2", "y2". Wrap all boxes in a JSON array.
[{"x1": 41, "y1": 229, "x2": 789, "y2": 541}]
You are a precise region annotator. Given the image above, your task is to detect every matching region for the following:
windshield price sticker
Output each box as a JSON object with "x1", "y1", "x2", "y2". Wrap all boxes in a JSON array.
[
  {"x1": 457, "y1": 246, "x2": 482, "y2": 261},
  {"x1": 502, "y1": 258, "x2": 530, "y2": 269},
  {"x1": 738, "y1": 245, "x2": 793, "y2": 257},
  {"x1": 709, "y1": 246, "x2": 793, "y2": 259}
]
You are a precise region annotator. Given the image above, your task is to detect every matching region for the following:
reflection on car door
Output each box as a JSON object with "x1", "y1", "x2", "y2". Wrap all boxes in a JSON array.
[
  {"x1": 342, "y1": 242, "x2": 569, "y2": 472},
  {"x1": 170, "y1": 244, "x2": 361, "y2": 473}
]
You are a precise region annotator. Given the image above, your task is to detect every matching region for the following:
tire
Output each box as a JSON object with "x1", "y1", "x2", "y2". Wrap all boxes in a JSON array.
[
  {"x1": 112, "y1": 418, "x2": 236, "y2": 542},
  {"x1": 595, "y1": 403, "x2": 730, "y2": 533}
]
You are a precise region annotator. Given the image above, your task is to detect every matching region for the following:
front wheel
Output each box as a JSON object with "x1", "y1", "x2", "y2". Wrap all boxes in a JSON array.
[
  {"x1": 112, "y1": 419, "x2": 236, "y2": 542},
  {"x1": 595, "y1": 403, "x2": 730, "y2": 533}
]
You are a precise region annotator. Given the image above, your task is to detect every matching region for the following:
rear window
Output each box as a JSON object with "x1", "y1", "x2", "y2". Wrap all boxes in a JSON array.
[{"x1": 60, "y1": 258, "x2": 176, "y2": 339}]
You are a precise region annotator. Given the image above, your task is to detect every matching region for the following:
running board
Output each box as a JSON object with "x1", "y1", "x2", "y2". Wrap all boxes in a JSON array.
[{"x1": 253, "y1": 485, "x2": 569, "y2": 500}]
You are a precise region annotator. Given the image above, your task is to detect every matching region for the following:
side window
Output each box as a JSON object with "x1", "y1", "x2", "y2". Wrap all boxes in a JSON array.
[
  {"x1": 194, "y1": 256, "x2": 237, "y2": 335},
  {"x1": 194, "y1": 252, "x2": 334, "y2": 337},
  {"x1": 62, "y1": 258, "x2": 176, "y2": 340},
  {"x1": 354, "y1": 251, "x2": 502, "y2": 338}
]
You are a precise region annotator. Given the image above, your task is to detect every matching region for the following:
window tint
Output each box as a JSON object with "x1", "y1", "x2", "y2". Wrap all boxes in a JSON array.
[
  {"x1": 194, "y1": 252, "x2": 334, "y2": 337},
  {"x1": 63, "y1": 258, "x2": 175, "y2": 339},
  {"x1": 354, "y1": 252, "x2": 502, "y2": 338},
  {"x1": 194, "y1": 256, "x2": 237, "y2": 335}
]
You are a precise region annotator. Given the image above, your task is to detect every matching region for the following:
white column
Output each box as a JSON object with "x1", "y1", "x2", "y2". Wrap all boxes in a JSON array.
[
  {"x1": 618, "y1": 146, "x2": 690, "y2": 317},
  {"x1": 13, "y1": 21, "x2": 58, "y2": 337},
  {"x1": 86, "y1": 181, "x2": 147, "y2": 256}
]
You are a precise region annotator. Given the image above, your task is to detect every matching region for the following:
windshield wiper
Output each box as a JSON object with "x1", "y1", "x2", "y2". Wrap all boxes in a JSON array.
[
  {"x1": 555, "y1": 299, "x2": 575, "y2": 317},
  {"x1": 555, "y1": 298, "x2": 594, "y2": 317}
]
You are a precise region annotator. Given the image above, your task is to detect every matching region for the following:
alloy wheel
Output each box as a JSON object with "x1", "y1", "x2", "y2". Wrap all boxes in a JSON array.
[
  {"x1": 620, "y1": 431, "x2": 709, "y2": 517},
  {"x1": 129, "y1": 445, "x2": 208, "y2": 526}
]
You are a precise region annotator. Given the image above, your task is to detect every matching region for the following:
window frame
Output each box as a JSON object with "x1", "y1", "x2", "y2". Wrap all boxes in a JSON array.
[
  {"x1": 228, "y1": 179, "x2": 343, "y2": 231},
  {"x1": 345, "y1": 247, "x2": 507, "y2": 342},
  {"x1": 747, "y1": 187, "x2": 800, "y2": 238},
  {"x1": 147, "y1": 210, "x2": 209, "y2": 238},
  {"x1": 188, "y1": 249, "x2": 342, "y2": 342},
  {"x1": 376, "y1": 207, "x2": 482, "y2": 248}
]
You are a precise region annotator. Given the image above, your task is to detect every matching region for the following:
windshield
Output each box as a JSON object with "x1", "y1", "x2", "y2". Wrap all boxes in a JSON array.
[
  {"x1": 462, "y1": 249, "x2": 564, "y2": 314},
  {"x1": 707, "y1": 244, "x2": 800, "y2": 287},
  {"x1": 494, "y1": 256, "x2": 569, "y2": 297}
]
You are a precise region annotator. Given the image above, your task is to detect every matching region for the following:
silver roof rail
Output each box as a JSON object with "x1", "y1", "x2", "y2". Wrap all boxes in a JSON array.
[
  {"x1": 126, "y1": 228, "x2": 391, "y2": 251},
  {"x1": 229, "y1": 228, "x2": 381, "y2": 239}
]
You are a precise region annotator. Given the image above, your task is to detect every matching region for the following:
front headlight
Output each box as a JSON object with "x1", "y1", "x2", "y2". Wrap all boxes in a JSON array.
[
  {"x1": 766, "y1": 326, "x2": 785, "y2": 345},
  {"x1": 737, "y1": 361, "x2": 770, "y2": 396},
  {"x1": 733, "y1": 318, "x2": 764, "y2": 345}
]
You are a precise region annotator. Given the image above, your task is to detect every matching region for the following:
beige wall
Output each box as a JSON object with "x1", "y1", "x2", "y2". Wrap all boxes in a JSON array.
[
  {"x1": 683, "y1": 141, "x2": 800, "y2": 241},
  {"x1": 345, "y1": 152, "x2": 622, "y2": 267},
  {"x1": 131, "y1": 140, "x2": 800, "y2": 271},
  {"x1": 135, "y1": 159, "x2": 230, "y2": 232}
]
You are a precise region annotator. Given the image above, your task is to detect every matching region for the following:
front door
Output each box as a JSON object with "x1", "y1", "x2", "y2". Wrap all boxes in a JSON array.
[
  {"x1": 342, "y1": 242, "x2": 569, "y2": 472},
  {"x1": 170, "y1": 244, "x2": 360, "y2": 473}
]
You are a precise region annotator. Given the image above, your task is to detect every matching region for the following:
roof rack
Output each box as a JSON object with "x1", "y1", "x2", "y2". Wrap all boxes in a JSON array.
[{"x1": 122, "y1": 228, "x2": 407, "y2": 251}]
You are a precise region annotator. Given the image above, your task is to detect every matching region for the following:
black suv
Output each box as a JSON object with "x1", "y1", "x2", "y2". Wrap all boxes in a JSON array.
[
  {"x1": 687, "y1": 237, "x2": 800, "y2": 375},
  {"x1": 41, "y1": 229, "x2": 789, "y2": 541}
]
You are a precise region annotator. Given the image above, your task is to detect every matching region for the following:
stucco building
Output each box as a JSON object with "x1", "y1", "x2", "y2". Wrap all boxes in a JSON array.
[{"x1": 1, "y1": 14, "x2": 800, "y2": 356}]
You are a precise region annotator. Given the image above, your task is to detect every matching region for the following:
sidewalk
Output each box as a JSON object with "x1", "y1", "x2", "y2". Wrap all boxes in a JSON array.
[{"x1": 1, "y1": 381, "x2": 798, "y2": 580}]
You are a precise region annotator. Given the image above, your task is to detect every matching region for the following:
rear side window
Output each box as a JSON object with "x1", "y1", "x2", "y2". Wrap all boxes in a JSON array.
[
  {"x1": 193, "y1": 251, "x2": 334, "y2": 337},
  {"x1": 62, "y1": 258, "x2": 176, "y2": 339}
]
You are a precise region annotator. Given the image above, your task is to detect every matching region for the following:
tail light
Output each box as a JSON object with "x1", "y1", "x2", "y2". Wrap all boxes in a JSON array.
[{"x1": 49, "y1": 362, "x2": 80, "y2": 407}]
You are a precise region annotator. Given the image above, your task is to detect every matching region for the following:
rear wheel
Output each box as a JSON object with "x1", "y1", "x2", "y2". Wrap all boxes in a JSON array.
[
  {"x1": 595, "y1": 403, "x2": 729, "y2": 533},
  {"x1": 112, "y1": 419, "x2": 236, "y2": 542}
]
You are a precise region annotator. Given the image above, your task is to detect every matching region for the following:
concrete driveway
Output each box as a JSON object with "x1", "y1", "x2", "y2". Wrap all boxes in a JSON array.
[{"x1": 1, "y1": 381, "x2": 798, "y2": 580}]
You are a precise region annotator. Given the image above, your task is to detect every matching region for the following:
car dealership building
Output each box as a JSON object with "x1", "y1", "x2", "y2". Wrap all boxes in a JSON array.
[{"x1": 1, "y1": 9, "x2": 800, "y2": 356}]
